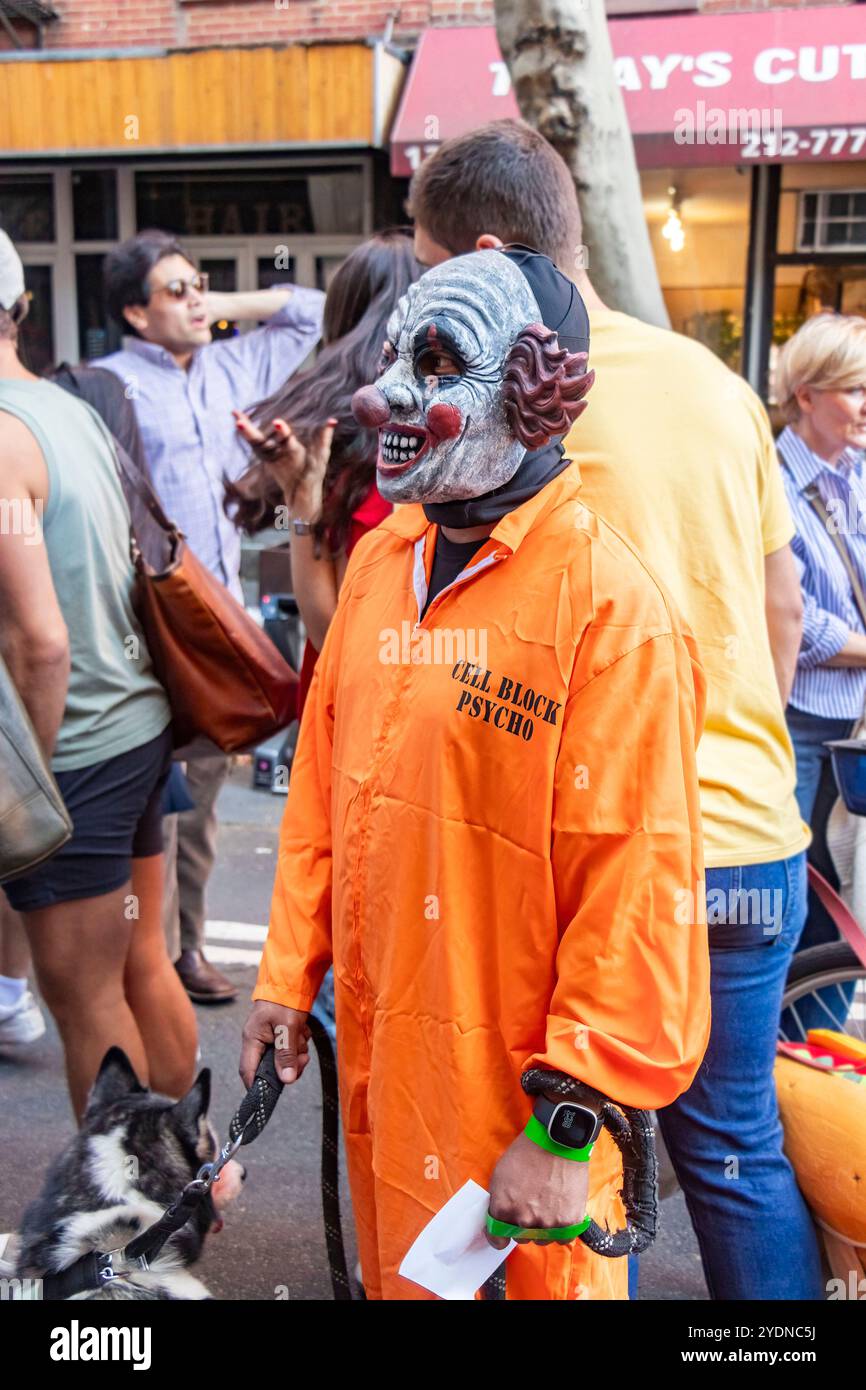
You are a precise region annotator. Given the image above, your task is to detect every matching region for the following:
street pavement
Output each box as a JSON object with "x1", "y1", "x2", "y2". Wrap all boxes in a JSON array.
[{"x1": 0, "y1": 761, "x2": 707, "y2": 1301}]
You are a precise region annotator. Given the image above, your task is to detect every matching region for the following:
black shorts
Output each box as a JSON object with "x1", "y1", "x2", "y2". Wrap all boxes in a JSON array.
[{"x1": 3, "y1": 724, "x2": 173, "y2": 913}]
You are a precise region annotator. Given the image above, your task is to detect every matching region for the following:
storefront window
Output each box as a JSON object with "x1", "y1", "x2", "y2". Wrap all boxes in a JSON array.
[
  {"x1": 72, "y1": 170, "x2": 118, "y2": 242},
  {"x1": 771, "y1": 162, "x2": 866, "y2": 395},
  {"x1": 642, "y1": 166, "x2": 750, "y2": 373},
  {"x1": 0, "y1": 174, "x2": 54, "y2": 242},
  {"x1": 135, "y1": 167, "x2": 364, "y2": 238},
  {"x1": 797, "y1": 190, "x2": 866, "y2": 253},
  {"x1": 1, "y1": 160, "x2": 369, "y2": 365}
]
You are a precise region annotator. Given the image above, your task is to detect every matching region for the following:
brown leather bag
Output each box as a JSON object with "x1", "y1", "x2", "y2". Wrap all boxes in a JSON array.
[{"x1": 113, "y1": 441, "x2": 298, "y2": 753}]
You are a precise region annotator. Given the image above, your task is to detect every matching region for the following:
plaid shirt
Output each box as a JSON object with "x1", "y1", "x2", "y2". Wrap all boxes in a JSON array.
[{"x1": 95, "y1": 289, "x2": 324, "y2": 602}]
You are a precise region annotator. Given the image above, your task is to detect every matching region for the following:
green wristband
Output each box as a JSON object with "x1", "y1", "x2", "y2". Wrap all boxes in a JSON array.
[
  {"x1": 524, "y1": 1112, "x2": 594, "y2": 1162},
  {"x1": 486, "y1": 1212, "x2": 591, "y2": 1242}
]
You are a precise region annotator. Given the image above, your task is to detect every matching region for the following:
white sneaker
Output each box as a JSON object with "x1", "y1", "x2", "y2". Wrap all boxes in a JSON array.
[{"x1": 0, "y1": 990, "x2": 46, "y2": 1046}]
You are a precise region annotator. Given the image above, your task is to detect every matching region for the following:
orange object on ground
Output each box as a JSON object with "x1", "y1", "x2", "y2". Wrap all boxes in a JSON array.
[
  {"x1": 776, "y1": 1056, "x2": 866, "y2": 1245},
  {"x1": 255, "y1": 468, "x2": 711, "y2": 1299},
  {"x1": 807, "y1": 1029, "x2": 866, "y2": 1066}
]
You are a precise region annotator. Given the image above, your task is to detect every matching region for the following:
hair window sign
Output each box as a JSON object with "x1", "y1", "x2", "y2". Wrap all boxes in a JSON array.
[{"x1": 391, "y1": 10, "x2": 866, "y2": 174}]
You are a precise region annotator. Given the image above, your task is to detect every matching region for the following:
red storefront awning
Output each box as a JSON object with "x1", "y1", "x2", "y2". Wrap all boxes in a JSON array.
[{"x1": 391, "y1": 9, "x2": 866, "y2": 174}]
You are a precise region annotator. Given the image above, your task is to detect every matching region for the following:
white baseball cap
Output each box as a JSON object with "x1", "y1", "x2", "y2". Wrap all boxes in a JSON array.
[{"x1": 0, "y1": 229, "x2": 26, "y2": 312}]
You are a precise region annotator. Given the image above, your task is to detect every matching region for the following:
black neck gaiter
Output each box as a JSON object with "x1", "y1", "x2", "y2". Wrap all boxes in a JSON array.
[{"x1": 422, "y1": 438, "x2": 570, "y2": 530}]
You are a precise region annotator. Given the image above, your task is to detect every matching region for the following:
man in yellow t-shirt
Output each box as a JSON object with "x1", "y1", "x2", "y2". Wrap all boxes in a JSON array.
[
  {"x1": 408, "y1": 118, "x2": 823, "y2": 1301},
  {"x1": 568, "y1": 311, "x2": 806, "y2": 868}
]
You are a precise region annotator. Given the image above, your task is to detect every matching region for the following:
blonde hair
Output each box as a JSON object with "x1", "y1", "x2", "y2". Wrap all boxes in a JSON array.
[{"x1": 774, "y1": 312, "x2": 866, "y2": 423}]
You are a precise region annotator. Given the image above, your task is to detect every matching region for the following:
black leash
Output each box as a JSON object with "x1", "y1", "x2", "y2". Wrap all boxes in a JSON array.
[
  {"x1": 308, "y1": 1016, "x2": 353, "y2": 1298},
  {"x1": 40, "y1": 1018, "x2": 351, "y2": 1301}
]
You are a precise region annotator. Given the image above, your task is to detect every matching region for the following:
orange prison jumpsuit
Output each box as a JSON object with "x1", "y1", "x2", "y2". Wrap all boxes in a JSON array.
[{"x1": 255, "y1": 464, "x2": 710, "y2": 1300}]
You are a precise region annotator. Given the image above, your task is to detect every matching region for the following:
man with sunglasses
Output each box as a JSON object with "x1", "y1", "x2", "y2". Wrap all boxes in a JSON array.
[{"x1": 97, "y1": 229, "x2": 324, "y2": 1005}]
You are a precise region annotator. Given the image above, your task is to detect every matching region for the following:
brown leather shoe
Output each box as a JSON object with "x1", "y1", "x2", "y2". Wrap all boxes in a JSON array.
[{"x1": 175, "y1": 949, "x2": 238, "y2": 1004}]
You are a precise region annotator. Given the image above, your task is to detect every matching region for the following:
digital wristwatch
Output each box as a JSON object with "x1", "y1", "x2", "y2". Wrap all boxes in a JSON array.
[{"x1": 525, "y1": 1093, "x2": 604, "y2": 1161}]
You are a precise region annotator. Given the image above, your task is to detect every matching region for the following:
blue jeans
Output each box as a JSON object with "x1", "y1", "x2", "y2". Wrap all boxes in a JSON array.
[
  {"x1": 310, "y1": 966, "x2": 336, "y2": 1044},
  {"x1": 658, "y1": 854, "x2": 824, "y2": 1300},
  {"x1": 787, "y1": 707, "x2": 854, "y2": 829}
]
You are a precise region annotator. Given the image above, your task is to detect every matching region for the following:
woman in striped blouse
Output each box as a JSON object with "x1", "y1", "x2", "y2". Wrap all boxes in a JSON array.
[{"x1": 776, "y1": 312, "x2": 866, "y2": 962}]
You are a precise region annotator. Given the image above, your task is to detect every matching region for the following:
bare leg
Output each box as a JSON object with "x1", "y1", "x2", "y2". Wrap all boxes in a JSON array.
[
  {"x1": 0, "y1": 899, "x2": 31, "y2": 979},
  {"x1": 23, "y1": 886, "x2": 148, "y2": 1121},
  {"x1": 125, "y1": 852, "x2": 198, "y2": 1099}
]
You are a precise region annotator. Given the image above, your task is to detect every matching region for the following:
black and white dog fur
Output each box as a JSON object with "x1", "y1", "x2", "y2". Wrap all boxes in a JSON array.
[{"x1": 11, "y1": 1048, "x2": 244, "y2": 1299}]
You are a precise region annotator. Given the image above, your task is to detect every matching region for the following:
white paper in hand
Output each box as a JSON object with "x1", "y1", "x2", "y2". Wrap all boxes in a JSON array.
[{"x1": 398, "y1": 1179, "x2": 516, "y2": 1300}]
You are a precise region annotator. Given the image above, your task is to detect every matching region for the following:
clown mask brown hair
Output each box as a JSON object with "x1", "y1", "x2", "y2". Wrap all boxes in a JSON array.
[{"x1": 351, "y1": 248, "x2": 595, "y2": 505}]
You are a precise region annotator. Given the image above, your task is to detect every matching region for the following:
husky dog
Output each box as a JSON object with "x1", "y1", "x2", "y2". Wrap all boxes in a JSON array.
[{"x1": 12, "y1": 1048, "x2": 244, "y2": 1300}]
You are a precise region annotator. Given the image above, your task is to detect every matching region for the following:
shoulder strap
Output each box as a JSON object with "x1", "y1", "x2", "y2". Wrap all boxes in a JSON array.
[
  {"x1": 112, "y1": 437, "x2": 177, "y2": 535},
  {"x1": 109, "y1": 437, "x2": 183, "y2": 576},
  {"x1": 803, "y1": 482, "x2": 866, "y2": 632}
]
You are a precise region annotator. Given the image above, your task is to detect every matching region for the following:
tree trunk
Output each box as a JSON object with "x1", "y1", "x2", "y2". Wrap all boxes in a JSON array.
[{"x1": 494, "y1": 0, "x2": 670, "y2": 328}]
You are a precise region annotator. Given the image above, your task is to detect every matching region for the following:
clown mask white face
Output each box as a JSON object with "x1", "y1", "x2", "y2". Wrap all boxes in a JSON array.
[{"x1": 351, "y1": 251, "x2": 542, "y2": 504}]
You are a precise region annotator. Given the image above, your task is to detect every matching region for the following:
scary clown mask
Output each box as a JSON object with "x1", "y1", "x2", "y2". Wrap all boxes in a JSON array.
[{"x1": 351, "y1": 249, "x2": 595, "y2": 505}]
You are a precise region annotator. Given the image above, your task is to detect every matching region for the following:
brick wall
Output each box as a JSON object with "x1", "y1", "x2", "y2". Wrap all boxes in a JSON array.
[
  {"x1": 13, "y1": 0, "x2": 857, "y2": 53},
  {"x1": 41, "y1": 0, "x2": 178, "y2": 49},
  {"x1": 32, "y1": 1, "x2": 490, "y2": 51}
]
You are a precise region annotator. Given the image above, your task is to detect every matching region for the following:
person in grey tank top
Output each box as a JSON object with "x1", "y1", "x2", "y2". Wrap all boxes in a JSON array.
[{"x1": 0, "y1": 230, "x2": 198, "y2": 1121}]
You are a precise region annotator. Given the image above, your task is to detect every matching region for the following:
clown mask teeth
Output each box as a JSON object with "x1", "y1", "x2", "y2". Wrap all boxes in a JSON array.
[{"x1": 379, "y1": 425, "x2": 430, "y2": 473}]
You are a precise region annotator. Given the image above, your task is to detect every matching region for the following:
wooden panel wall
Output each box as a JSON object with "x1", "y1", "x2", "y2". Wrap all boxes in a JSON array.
[{"x1": 0, "y1": 45, "x2": 374, "y2": 154}]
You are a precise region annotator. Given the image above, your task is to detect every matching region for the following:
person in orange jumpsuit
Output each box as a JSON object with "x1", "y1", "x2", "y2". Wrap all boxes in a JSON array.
[{"x1": 240, "y1": 247, "x2": 710, "y2": 1300}]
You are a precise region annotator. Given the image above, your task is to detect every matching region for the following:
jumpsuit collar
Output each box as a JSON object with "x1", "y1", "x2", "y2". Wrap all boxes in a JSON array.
[{"x1": 383, "y1": 458, "x2": 583, "y2": 557}]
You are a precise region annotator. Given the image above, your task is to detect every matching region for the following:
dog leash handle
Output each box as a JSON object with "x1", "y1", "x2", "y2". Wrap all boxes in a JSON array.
[{"x1": 228, "y1": 1045, "x2": 284, "y2": 1146}]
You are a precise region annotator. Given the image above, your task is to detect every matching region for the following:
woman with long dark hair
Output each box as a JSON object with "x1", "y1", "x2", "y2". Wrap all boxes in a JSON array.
[{"x1": 227, "y1": 228, "x2": 421, "y2": 714}]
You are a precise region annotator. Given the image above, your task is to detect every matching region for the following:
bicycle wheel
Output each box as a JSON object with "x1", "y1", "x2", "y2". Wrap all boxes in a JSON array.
[{"x1": 780, "y1": 942, "x2": 866, "y2": 1045}]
